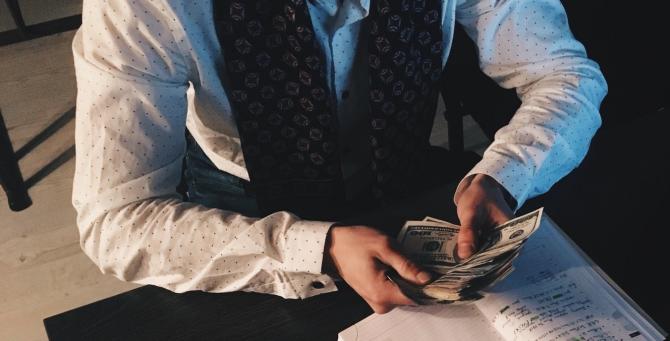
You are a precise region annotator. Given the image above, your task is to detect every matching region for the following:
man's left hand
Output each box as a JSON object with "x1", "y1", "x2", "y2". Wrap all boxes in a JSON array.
[{"x1": 454, "y1": 174, "x2": 515, "y2": 260}]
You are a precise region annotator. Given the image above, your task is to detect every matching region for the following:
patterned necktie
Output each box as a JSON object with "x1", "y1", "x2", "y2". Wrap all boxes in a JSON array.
[
  {"x1": 214, "y1": 0, "x2": 443, "y2": 219},
  {"x1": 367, "y1": 0, "x2": 444, "y2": 198}
]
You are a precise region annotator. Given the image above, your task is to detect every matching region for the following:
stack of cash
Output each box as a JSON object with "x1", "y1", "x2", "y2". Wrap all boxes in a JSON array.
[{"x1": 390, "y1": 208, "x2": 544, "y2": 304}]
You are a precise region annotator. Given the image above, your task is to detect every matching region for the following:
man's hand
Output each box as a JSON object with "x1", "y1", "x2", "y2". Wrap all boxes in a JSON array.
[
  {"x1": 455, "y1": 174, "x2": 515, "y2": 259},
  {"x1": 323, "y1": 226, "x2": 432, "y2": 314}
]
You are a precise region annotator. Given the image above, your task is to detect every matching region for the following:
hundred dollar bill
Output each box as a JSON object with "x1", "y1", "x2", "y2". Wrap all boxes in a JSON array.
[
  {"x1": 475, "y1": 208, "x2": 544, "y2": 256},
  {"x1": 396, "y1": 221, "x2": 462, "y2": 268},
  {"x1": 400, "y1": 209, "x2": 543, "y2": 269}
]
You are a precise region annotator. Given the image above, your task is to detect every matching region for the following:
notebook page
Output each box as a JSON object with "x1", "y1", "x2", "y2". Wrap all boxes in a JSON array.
[
  {"x1": 337, "y1": 303, "x2": 503, "y2": 341},
  {"x1": 473, "y1": 217, "x2": 665, "y2": 341}
]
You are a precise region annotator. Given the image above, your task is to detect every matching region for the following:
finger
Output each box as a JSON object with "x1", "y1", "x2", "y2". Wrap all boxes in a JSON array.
[
  {"x1": 377, "y1": 269, "x2": 417, "y2": 303},
  {"x1": 490, "y1": 205, "x2": 514, "y2": 226},
  {"x1": 368, "y1": 302, "x2": 394, "y2": 314},
  {"x1": 456, "y1": 210, "x2": 479, "y2": 259},
  {"x1": 377, "y1": 244, "x2": 432, "y2": 285},
  {"x1": 381, "y1": 278, "x2": 416, "y2": 306},
  {"x1": 363, "y1": 270, "x2": 416, "y2": 314},
  {"x1": 457, "y1": 224, "x2": 477, "y2": 260}
]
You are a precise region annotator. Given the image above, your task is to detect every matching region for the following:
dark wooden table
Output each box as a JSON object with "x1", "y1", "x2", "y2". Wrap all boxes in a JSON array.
[
  {"x1": 43, "y1": 110, "x2": 669, "y2": 339},
  {"x1": 43, "y1": 284, "x2": 371, "y2": 340}
]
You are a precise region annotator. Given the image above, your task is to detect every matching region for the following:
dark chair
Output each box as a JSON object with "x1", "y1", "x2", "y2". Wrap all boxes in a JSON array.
[
  {"x1": 4, "y1": 0, "x2": 28, "y2": 37},
  {"x1": 0, "y1": 106, "x2": 76, "y2": 211},
  {"x1": 433, "y1": 24, "x2": 519, "y2": 186},
  {"x1": 0, "y1": 0, "x2": 82, "y2": 46},
  {"x1": 0, "y1": 110, "x2": 32, "y2": 211},
  {"x1": 440, "y1": 25, "x2": 519, "y2": 146}
]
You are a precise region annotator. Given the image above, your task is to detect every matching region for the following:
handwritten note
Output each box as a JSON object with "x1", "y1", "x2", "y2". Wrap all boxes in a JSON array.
[{"x1": 475, "y1": 221, "x2": 651, "y2": 340}]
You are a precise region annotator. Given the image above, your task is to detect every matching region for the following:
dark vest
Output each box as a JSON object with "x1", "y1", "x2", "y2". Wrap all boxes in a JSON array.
[{"x1": 214, "y1": 0, "x2": 444, "y2": 220}]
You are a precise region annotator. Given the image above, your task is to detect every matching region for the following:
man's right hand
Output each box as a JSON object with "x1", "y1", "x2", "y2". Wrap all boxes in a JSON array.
[{"x1": 323, "y1": 225, "x2": 433, "y2": 314}]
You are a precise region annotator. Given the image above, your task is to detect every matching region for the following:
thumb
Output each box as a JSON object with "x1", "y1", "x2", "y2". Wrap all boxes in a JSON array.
[
  {"x1": 457, "y1": 211, "x2": 479, "y2": 260},
  {"x1": 378, "y1": 246, "x2": 433, "y2": 285},
  {"x1": 457, "y1": 224, "x2": 477, "y2": 260}
]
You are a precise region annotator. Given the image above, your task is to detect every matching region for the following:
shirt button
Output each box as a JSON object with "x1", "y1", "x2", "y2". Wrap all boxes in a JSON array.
[
  {"x1": 311, "y1": 281, "x2": 325, "y2": 289},
  {"x1": 341, "y1": 90, "x2": 349, "y2": 100}
]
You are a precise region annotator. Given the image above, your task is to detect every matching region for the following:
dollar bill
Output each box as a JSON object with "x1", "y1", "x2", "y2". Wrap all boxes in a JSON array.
[
  {"x1": 478, "y1": 207, "x2": 543, "y2": 253},
  {"x1": 393, "y1": 208, "x2": 544, "y2": 304},
  {"x1": 397, "y1": 221, "x2": 462, "y2": 268}
]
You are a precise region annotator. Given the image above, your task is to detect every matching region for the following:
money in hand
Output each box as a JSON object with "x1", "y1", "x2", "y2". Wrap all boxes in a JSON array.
[{"x1": 391, "y1": 208, "x2": 544, "y2": 304}]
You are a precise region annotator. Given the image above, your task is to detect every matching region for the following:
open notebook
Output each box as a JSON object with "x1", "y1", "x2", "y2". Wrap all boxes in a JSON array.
[{"x1": 338, "y1": 216, "x2": 667, "y2": 341}]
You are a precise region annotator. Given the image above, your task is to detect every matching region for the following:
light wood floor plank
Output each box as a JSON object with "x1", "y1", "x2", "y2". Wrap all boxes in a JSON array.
[{"x1": 1, "y1": 30, "x2": 138, "y2": 341}]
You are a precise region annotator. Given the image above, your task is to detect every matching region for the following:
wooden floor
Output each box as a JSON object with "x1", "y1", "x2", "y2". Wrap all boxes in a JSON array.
[
  {"x1": 0, "y1": 30, "x2": 489, "y2": 341},
  {"x1": 0, "y1": 31, "x2": 138, "y2": 341}
]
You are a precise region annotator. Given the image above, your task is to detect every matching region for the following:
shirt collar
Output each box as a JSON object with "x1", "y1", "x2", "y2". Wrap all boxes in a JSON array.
[{"x1": 310, "y1": 0, "x2": 370, "y2": 17}]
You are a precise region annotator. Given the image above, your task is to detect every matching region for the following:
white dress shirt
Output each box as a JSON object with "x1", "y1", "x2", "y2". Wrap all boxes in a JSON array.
[{"x1": 71, "y1": 0, "x2": 607, "y2": 299}]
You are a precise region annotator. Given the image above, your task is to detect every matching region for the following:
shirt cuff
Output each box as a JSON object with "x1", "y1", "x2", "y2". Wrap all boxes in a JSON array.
[
  {"x1": 280, "y1": 219, "x2": 338, "y2": 298},
  {"x1": 281, "y1": 219, "x2": 334, "y2": 274},
  {"x1": 453, "y1": 152, "x2": 534, "y2": 212}
]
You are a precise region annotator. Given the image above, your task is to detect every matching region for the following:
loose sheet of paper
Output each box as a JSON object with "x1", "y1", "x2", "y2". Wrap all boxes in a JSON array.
[
  {"x1": 338, "y1": 303, "x2": 503, "y2": 341},
  {"x1": 474, "y1": 219, "x2": 664, "y2": 340}
]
